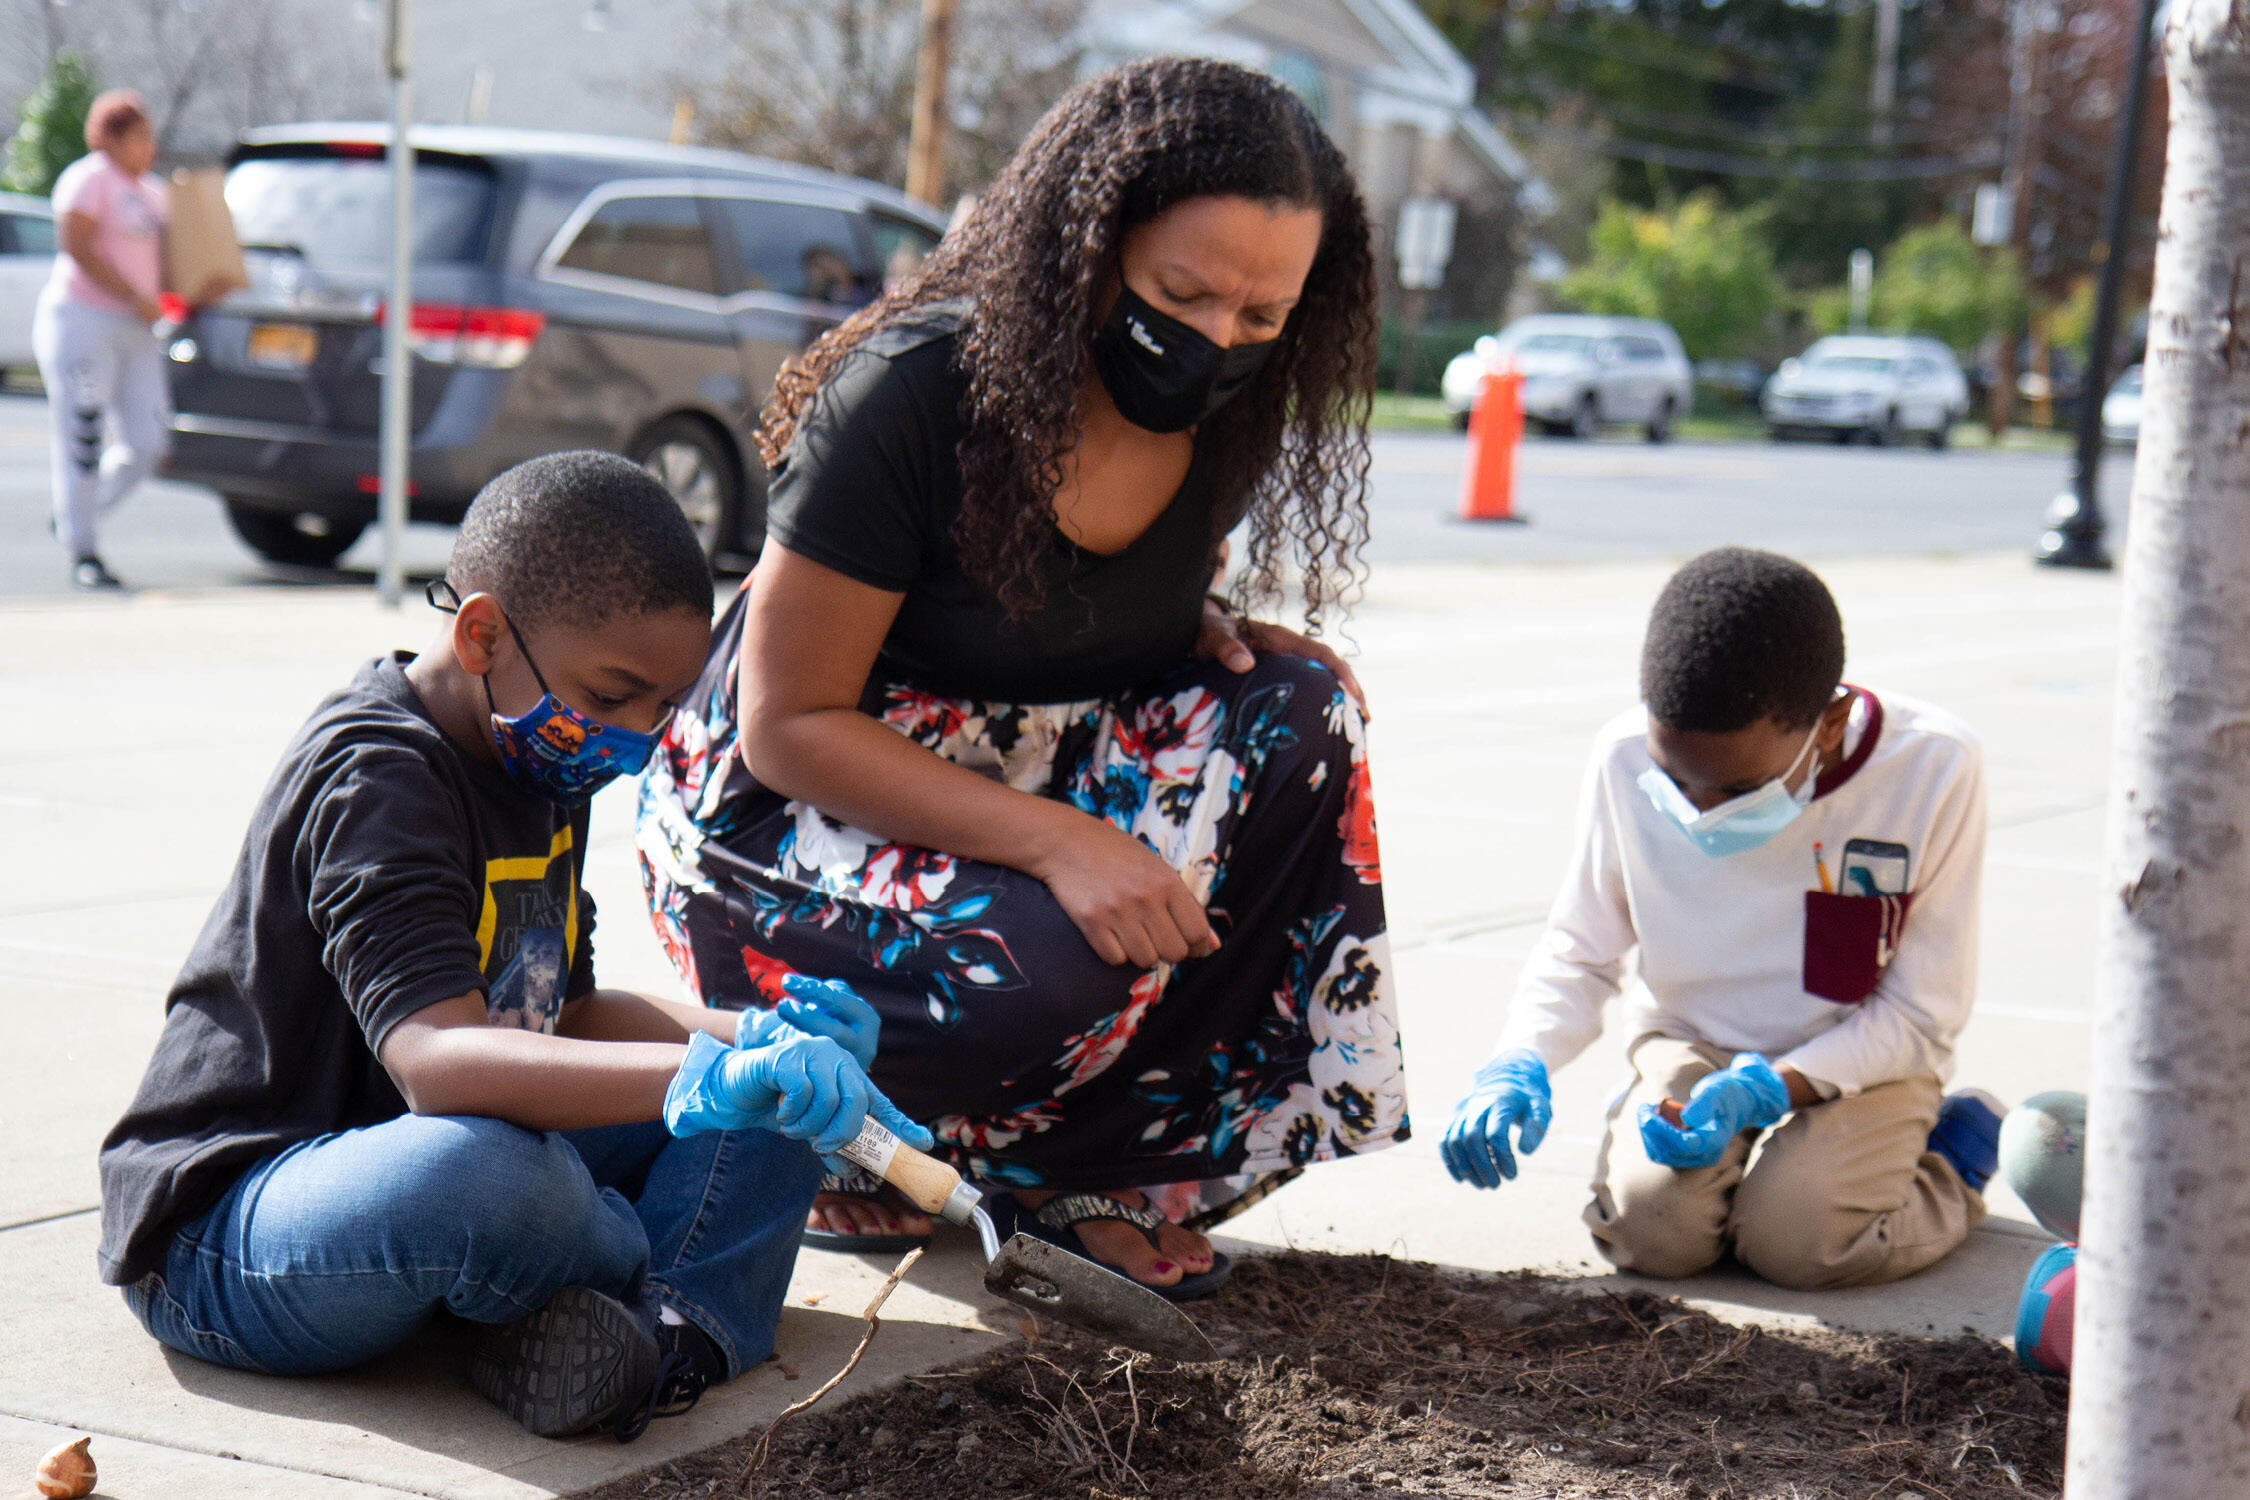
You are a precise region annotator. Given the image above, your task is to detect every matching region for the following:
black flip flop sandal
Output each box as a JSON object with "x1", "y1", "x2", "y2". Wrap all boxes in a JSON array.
[
  {"x1": 1005, "y1": 1190, "x2": 1233, "y2": 1303},
  {"x1": 799, "y1": 1168, "x2": 935, "y2": 1254}
]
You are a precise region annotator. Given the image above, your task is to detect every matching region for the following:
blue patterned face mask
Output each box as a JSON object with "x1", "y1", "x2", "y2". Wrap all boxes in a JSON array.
[
  {"x1": 1637, "y1": 718, "x2": 1824, "y2": 858},
  {"x1": 429, "y1": 581, "x2": 666, "y2": 803}
]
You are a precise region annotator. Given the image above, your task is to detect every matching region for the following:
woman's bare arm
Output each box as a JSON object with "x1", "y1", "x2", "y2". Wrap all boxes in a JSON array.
[
  {"x1": 59, "y1": 211, "x2": 159, "y2": 322},
  {"x1": 739, "y1": 540, "x2": 1082, "y2": 868},
  {"x1": 739, "y1": 539, "x2": 1215, "y2": 967}
]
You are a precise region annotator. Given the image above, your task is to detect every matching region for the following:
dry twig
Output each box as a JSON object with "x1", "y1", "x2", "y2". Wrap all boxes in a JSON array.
[{"x1": 739, "y1": 1246, "x2": 924, "y2": 1496}]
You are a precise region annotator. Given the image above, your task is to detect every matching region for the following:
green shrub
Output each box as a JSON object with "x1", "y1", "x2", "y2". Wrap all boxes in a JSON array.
[
  {"x1": 1559, "y1": 191, "x2": 1779, "y2": 360},
  {"x1": 1377, "y1": 316, "x2": 1494, "y2": 397},
  {"x1": 2, "y1": 52, "x2": 98, "y2": 197},
  {"x1": 1808, "y1": 221, "x2": 2025, "y2": 354}
]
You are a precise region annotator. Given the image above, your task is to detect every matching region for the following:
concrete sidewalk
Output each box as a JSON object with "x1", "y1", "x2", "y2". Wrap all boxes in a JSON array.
[{"x1": 0, "y1": 551, "x2": 2113, "y2": 1496}]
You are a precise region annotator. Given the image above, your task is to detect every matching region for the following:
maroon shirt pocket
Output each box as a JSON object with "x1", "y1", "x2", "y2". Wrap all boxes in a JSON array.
[{"x1": 1803, "y1": 890, "x2": 1915, "y2": 1003}]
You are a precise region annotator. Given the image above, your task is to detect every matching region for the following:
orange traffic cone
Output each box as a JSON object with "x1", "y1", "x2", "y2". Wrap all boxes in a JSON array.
[{"x1": 1457, "y1": 365, "x2": 1527, "y2": 524}]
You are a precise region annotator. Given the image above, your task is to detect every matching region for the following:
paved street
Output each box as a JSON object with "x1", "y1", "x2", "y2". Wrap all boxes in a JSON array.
[
  {"x1": 1364, "y1": 427, "x2": 2137, "y2": 564},
  {"x1": 0, "y1": 388, "x2": 2137, "y2": 596},
  {"x1": 0, "y1": 391, "x2": 457, "y2": 599}
]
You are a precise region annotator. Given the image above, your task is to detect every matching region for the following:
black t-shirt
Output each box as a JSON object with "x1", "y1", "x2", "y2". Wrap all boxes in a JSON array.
[
  {"x1": 765, "y1": 302, "x2": 1248, "y2": 703},
  {"x1": 96, "y1": 655, "x2": 595, "y2": 1286}
]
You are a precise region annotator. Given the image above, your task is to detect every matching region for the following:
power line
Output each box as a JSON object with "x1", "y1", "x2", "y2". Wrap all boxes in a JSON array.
[{"x1": 1511, "y1": 114, "x2": 2006, "y2": 179}]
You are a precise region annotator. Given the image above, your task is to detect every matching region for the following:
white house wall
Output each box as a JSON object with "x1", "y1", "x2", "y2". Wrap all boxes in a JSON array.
[{"x1": 1230, "y1": 0, "x2": 1408, "y2": 74}]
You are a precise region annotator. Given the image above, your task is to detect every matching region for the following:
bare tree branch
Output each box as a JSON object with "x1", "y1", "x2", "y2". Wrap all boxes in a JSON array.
[
  {"x1": 5, "y1": 0, "x2": 379, "y2": 163},
  {"x1": 659, "y1": 0, "x2": 1083, "y2": 192}
]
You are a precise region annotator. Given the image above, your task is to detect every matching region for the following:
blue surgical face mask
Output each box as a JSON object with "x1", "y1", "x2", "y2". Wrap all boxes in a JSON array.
[
  {"x1": 429, "y1": 581, "x2": 667, "y2": 804},
  {"x1": 1637, "y1": 718, "x2": 1825, "y2": 858}
]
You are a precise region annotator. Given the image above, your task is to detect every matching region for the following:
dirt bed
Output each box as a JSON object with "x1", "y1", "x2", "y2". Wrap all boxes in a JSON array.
[{"x1": 592, "y1": 1251, "x2": 2065, "y2": 1499}]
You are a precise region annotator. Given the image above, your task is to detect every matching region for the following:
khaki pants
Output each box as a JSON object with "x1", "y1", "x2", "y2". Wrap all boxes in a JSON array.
[{"x1": 1585, "y1": 1034, "x2": 1983, "y2": 1290}]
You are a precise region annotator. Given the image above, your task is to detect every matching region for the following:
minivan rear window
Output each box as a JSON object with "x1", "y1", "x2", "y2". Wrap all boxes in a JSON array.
[{"x1": 224, "y1": 156, "x2": 497, "y2": 268}]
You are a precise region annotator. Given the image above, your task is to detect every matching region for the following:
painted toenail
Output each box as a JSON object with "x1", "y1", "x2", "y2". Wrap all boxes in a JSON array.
[{"x1": 1153, "y1": 1260, "x2": 1176, "y2": 1274}]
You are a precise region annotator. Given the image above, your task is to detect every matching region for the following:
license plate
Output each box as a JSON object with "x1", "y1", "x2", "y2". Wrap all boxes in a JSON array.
[{"x1": 245, "y1": 322, "x2": 318, "y2": 371}]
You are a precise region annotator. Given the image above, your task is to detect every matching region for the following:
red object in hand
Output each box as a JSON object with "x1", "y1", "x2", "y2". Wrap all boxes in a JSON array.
[{"x1": 157, "y1": 293, "x2": 189, "y2": 323}]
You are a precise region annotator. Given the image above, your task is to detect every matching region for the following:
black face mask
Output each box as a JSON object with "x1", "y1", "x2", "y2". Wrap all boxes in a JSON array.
[{"x1": 1092, "y1": 285, "x2": 1277, "y2": 433}]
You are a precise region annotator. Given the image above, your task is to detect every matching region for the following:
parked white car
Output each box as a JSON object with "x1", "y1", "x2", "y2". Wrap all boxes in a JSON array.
[
  {"x1": 0, "y1": 191, "x2": 56, "y2": 375},
  {"x1": 1762, "y1": 334, "x2": 1968, "y2": 448},
  {"x1": 1442, "y1": 314, "x2": 1695, "y2": 443},
  {"x1": 2100, "y1": 364, "x2": 2142, "y2": 446}
]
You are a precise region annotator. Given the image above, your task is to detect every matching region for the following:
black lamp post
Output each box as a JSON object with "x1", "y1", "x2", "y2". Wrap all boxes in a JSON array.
[{"x1": 2034, "y1": 0, "x2": 2161, "y2": 570}]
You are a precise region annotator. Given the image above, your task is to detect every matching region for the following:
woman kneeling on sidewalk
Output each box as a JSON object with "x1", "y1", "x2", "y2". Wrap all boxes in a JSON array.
[{"x1": 637, "y1": 57, "x2": 1406, "y2": 1297}]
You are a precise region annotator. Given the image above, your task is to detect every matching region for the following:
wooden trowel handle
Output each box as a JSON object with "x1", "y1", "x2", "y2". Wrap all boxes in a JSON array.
[{"x1": 836, "y1": 1118, "x2": 982, "y2": 1227}]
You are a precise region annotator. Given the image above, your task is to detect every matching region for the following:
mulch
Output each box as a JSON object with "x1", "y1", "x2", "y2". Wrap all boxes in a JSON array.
[{"x1": 587, "y1": 1250, "x2": 2066, "y2": 1499}]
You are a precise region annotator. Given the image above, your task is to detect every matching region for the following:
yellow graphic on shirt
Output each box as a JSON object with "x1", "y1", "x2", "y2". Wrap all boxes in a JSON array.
[{"x1": 475, "y1": 826, "x2": 580, "y2": 1033}]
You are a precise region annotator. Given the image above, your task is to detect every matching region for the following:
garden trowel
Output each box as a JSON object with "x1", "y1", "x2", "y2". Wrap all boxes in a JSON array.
[{"x1": 836, "y1": 1121, "x2": 1218, "y2": 1362}]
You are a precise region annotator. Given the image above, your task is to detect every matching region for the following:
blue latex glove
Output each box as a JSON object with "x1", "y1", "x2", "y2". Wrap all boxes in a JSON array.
[
  {"x1": 667, "y1": 1030, "x2": 934, "y2": 1165},
  {"x1": 1440, "y1": 1049, "x2": 1553, "y2": 1188},
  {"x1": 1637, "y1": 1052, "x2": 1791, "y2": 1170},
  {"x1": 761, "y1": 974, "x2": 881, "y2": 1071}
]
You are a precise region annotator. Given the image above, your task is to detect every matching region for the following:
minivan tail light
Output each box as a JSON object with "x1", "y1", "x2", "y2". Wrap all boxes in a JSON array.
[{"x1": 376, "y1": 303, "x2": 545, "y2": 368}]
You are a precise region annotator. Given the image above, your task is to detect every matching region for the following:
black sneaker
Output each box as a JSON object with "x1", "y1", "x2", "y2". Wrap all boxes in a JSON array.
[
  {"x1": 466, "y1": 1287, "x2": 714, "y2": 1442},
  {"x1": 615, "y1": 1319, "x2": 719, "y2": 1444},
  {"x1": 72, "y1": 557, "x2": 123, "y2": 590}
]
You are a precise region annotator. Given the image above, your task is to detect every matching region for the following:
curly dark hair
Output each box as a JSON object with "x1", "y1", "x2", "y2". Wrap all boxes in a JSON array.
[
  {"x1": 448, "y1": 451, "x2": 712, "y2": 631},
  {"x1": 757, "y1": 56, "x2": 1378, "y2": 628},
  {"x1": 1640, "y1": 547, "x2": 1847, "y2": 732}
]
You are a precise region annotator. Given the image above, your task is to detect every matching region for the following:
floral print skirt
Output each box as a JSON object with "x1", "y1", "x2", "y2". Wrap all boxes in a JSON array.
[{"x1": 635, "y1": 590, "x2": 1407, "y2": 1226}]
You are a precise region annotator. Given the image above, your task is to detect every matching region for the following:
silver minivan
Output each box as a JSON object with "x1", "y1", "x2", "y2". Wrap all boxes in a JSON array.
[{"x1": 1442, "y1": 314, "x2": 1696, "y2": 442}]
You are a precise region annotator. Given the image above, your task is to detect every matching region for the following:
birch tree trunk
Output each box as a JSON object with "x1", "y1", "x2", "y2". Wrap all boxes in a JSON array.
[{"x1": 2071, "y1": 0, "x2": 2250, "y2": 1490}]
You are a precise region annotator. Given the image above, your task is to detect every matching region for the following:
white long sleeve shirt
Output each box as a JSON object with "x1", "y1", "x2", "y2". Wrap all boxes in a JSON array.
[{"x1": 1495, "y1": 688, "x2": 1985, "y2": 1097}]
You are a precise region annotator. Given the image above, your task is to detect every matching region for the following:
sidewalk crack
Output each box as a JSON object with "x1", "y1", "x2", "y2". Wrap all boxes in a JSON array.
[{"x1": 0, "y1": 1204, "x2": 98, "y2": 1235}]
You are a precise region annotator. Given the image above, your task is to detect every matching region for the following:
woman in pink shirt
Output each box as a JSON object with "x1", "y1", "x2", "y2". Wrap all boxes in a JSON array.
[{"x1": 33, "y1": 91, "x2": 170, "y2": 590}]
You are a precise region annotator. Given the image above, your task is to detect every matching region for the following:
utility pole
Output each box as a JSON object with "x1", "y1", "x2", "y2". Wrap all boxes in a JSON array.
[
  {"x1": 2034, "y1": 0, "x2": 2159, "y2": 570},
  {"x1": 904, "y1": 0, "x2": 957, "y2": 210},
  {"x1": 376, "y1": 0, "x2": 414, "y2": 609},
  {"x1": 1869, "y1": 0, "x2": 1901, "y2": 144},
  {"x1": 1992, "y1": 0, "x2": 2046, "y2": 435},
  {"x1": 2069, "y1": 0, "x2": 2250, "y2": 1492}
]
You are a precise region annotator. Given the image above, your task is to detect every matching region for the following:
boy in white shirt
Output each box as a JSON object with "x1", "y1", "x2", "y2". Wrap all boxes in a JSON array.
[{"x1": 1442, "y1": 547, "x2": 2002, "y2": 1290}]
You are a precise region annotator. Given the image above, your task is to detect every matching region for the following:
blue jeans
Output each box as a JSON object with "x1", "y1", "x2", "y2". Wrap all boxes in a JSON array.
[{"x1": 122, "y1": 1114, "x2": 821, "y2": 1379}]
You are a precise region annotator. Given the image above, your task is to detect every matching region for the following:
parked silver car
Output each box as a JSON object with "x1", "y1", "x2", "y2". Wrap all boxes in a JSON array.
[
  {"x1": 0, "y1": 191, "x2": 57, "y2": 375},
  {"x1": 1442, "y1": 314, "x2": 1695, "y2": 442},
  {"x1": 2100, "y1": 364, "x2": 2142, "y2": 446},
  {"x1": 1762, "y1": 334, "x2": 1968, "y2": 448}
]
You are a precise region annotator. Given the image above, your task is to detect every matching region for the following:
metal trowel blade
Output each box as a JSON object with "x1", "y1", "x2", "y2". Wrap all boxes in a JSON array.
[{"x1": 985, "y1": 1231, "x2": 1218, "y2": 1362}]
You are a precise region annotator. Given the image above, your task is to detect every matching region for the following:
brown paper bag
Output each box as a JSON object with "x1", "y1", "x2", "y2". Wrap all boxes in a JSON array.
[{"x1": 164, "y1": 167, "x2": 248, "y2": 307}]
